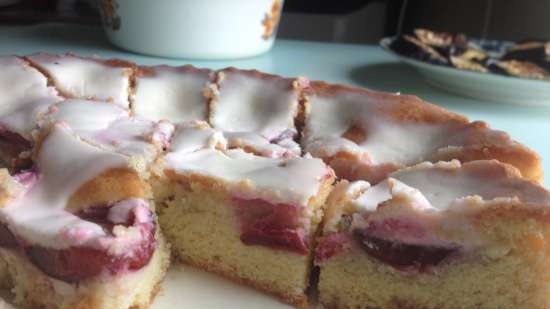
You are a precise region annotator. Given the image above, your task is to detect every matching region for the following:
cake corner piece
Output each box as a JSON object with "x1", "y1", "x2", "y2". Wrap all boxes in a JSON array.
[{"x1": 316, "y1": 159, "x2": 550, "y2": 309}]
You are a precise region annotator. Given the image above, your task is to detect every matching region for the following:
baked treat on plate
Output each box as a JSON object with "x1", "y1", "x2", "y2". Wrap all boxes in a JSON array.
[
  {"x1": 0, "y1": 123, "x2": 169, "y2": 309},
  {"x1": 133, "y1": 65, "x2": 212, "y2": 122},
  {"x1": 154, "y1": 122, "x2": 334, "y2": 308},
  {"x1": 0, "y1": 52, "x2": 547, "y2": 309},
  {"x1": 208, "y1": 68, "x2": 307, "y2": 157},
  {"x1": 301, "y1": 82, "x2": 542, "y2": 184},
  {"x1": 0, "y1": 56, "x2": 62, "y2": 172},
  {"x1": 316, "y1": 160, "x2": 550, "y2": 309},
  {"x1": 25, "y1": 53, "x2": 135, "y2": 108}
]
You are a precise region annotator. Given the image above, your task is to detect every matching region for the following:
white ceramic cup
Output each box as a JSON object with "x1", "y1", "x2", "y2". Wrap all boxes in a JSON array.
[{"x1": 99, "y1": 0, "x2": 284, "y2": 59}]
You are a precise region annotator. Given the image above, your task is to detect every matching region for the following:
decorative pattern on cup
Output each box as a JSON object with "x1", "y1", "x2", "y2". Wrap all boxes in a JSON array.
[
  {"x1": 100, "y1": 0, "x2": 121, "y2": 31},
  {"x1": 262, "y1": 0, "x2": 282, "y2": 40}
]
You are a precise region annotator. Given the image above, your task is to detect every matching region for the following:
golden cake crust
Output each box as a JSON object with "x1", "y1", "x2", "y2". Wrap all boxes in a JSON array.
[{"x1": 67, "y1": 167, "x2": 151, "y2": 212}]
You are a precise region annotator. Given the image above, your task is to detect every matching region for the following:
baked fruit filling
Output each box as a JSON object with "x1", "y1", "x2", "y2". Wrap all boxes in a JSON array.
[
  {"x1": 1, "y1": 169, "x2": 157, "y2": 282},
  {"x1": 0, "y1": 122, "x2": 166, "y2": 294},
  {"x1": 316, "y1": 160, "x2": 550, "y2": 309},
  {"x1": 0, "y1": 126, "x2": 32, "y2": 171},
  {"x1": 315, "y1": 220, "x2": 461, "y2": 272},
  {"x1": 353, "y1": 223, "x2": 459, "y2": 270},
  {"x1": 317, "y1": 160, "x2": 550, "y2": 271},
  {"x1": 233, "y1": 197, "x2": 309, "y2": 254},
  {"x1": 27, "y1": 200, "x2": 156, "y2": 282}
]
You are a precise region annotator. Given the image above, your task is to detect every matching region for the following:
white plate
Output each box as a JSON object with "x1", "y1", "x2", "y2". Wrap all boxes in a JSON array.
[
  {"x1": 380, "y1": 37, "x2": 550, "y2": 106},
  {"x1": 1, "y1": 266, "x2": 295, "y2": 309},
  {"x1": 151, "y1": 266, "x2": 295, "y2": 309}
]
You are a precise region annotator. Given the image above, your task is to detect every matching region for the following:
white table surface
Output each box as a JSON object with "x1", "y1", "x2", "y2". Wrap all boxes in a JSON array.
[{"x1": 1, "y1": 23, "x2": 550, "y2": 309}]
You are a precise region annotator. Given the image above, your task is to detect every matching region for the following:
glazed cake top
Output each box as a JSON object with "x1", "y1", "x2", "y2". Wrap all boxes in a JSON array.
[
  {"x1": 40, "y1": 99, "x2": 173, "y2": 163},
  {"x1": 209, "y1": 68, "x2": 305, "y2": 142},
  {"x1": 301, "y1": 82, "x2": 539, "y2": 183},
  {"x1": 0, "y1": 53, "x2": 543, "y2": 252},
  {"x1": 302, "y1": 82, "x2": 466, "y2": 164},
  {"x1": 0, "y1": 56, "x2": 61, "y2": 137},
  {"x1": 168, "y1": 121, "x2": 227, "y2": 155},
  {"x1": 164, "y1": 122, "x2": 332, "y2": 205},
  {"x1": 321, "y1": 160, "x2": 550, "y2": 249},
  {"x1": 26, "y1": 53, "x2": 133, "y2": 108},
  {"x1": 0, "y1": 56, "x2": 59, "y2": 111},
  {"x1": 0, "y1": 124, "x2": 150, "y2": 250},
  {"x1": 133, "y1": 65, "x2": 211, "y2": 123},
  {"x1": 165, "y1": 148, "x2": 331, "y2": 206},
  {"x1": 350, "y1": 160, "x2": 550, "y2": 214},
  {"x1": 169, "y1": 121, "x2": 299, "y2": 158},
  {"x1": 165, "y1": 122, "x2": 332, "y2": 205}
]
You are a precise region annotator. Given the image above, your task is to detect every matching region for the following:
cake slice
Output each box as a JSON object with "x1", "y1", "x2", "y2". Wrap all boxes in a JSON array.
[
  {"x1": 208, "y1": 68, "x2": 307, "y2": 157},
  {"x1": 301, "y1": 82, "x2": 542, "y2": 183},
  {"x1": 316, "y1": 160, "x2": 550, "y2": 309},
  {"x1": 0, "y1": 123, "x2": 169, "y2": 309},
  {"x1": 133, "y1": 65, "x2": 212, "y2": 122},
  {"x1": 154, "y1": 122, "x2": 334, "y2": 307},
  {"x1": 25, "y1": 53, "x2": 135, "y2": 108},
  {"x1": 0, "y1": 56, "x2": 62, "y2": 171}
]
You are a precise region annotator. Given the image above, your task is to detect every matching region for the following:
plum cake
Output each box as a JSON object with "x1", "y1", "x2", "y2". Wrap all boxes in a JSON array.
[
  {"x1": 316, "y1": 160, "x2": 550, "y2": 309},
  {"x1": 0, "y1": 52, "x2": 546, "y2": 309}
]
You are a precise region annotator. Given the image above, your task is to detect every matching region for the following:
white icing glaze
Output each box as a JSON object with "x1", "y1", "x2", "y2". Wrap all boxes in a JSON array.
[
  {"x1": 210, "y1": 70, "x2": 300, "y2": 141},
  {"x1": 225, "y1": 132, "x2": 300, "y2": 158},
  {"x1": 1, "y1": 124, "x2": 127, "y2": 249},
  {"x1": 41, "y1": 99, "x2": 128, "y2": 131},
  {"x1": 133, "y1": 66, "x2": 210, "y2": 122},
  {"x1": 352, "y1": 179, "x2": 390, "y2": 212},
  {"x1": 304, "y1": 91, "x2": 447, "y2": 164},
  {"x1": 360, "y1": 120, "x2": 447, "y2": 164},
  {"x1": 169, "y1": 121, "x2": 227, "y2": 155},
  {"x1": 169, "y1": 121, "x2": 300, "y2": 158},
  {"x1": 1, "y1": 97, "x2": 59, "y2": 139},
  {"x1": 27, "y1": 54, "x2": 131, "y2": 107},
  {"x1": 352, "y1": 161, "x2": 550, "y2": 213},
  {"x1": 165, "y1": 148, "x2": 329, "y2": 206},
  {"x1": 41, "y1": 100, "x2": 173, "y2": 163},
  {"x1": 0, "y1": 56, "x2": 61, "y2": 137},
  {"x1": 92, "y1": 117, "x2": 161, "y2": 161}
]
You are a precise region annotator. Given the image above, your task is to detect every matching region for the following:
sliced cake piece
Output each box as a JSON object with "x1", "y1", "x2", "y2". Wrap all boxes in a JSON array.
[
  {"x1": 133, "y1": 65, "x2": 212, "y2": 122},
  {"x1": 302, "y1": 82, "x2": 542, "y2": 183},
  {"x1": 0, "y1": 123, "x2": 169, "y2": 309},
  {"x1": 0, "y1": 56, "x2": 62, "y2": 171},
  {"x1": 154, "y1": 122, "x2": 334, "y2": 308},
  {"x1": 25, "y1": 53, "x2": 135, "y2": 108},
  {"x1": 316, "y1": 160, "x2": 550, "y2": 309},
  {"x1": 209, "y1": 68, "x2": 307, "y2": 157}
]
